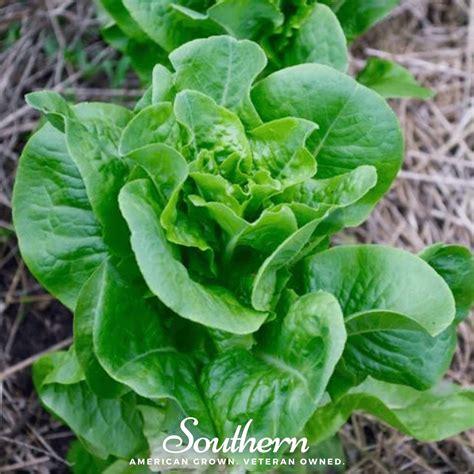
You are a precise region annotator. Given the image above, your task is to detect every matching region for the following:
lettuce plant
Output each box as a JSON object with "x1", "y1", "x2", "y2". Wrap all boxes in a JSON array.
[
  {"x1": 13, "y1": 36, "x2": 474, "y2": 472},
  {"x1": 97, "y1": 0, "x2": 432, "y2": 101}
]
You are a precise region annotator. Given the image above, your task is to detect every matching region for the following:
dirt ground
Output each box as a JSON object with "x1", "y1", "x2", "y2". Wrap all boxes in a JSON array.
[{"x1": 0, "y1": 0, "x2": 473, "y2": 473}]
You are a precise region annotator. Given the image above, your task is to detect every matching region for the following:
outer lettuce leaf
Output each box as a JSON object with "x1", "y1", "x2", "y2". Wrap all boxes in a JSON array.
[
  {"x1": 99, "y1": 0, "x2": 149, "y2": 41},
  {"x1": 122, "y1": 0, "x2": 222, "y2": 52},
  {"x1": 25, "y1": 91, "x2": 74, "y2": 131},
  {"x1": 33, "y1": 350, "x2": 146, "y2": 460},
  {"x1": 67, "y1": 440, "x2": 113, "y2": 474},
  {"x1": 302, "y1": 245, "x2": 456, "y2": 390},
  {"x1": 24, "y1": 93, "x2": 134, "y2": 256},
  {"x1": 64, "y1": 103, "x2": 133, "y2": 255},
  {"x1": 202, "y1": 292, "x2": 346, "y2": 455},
  {"x1": 208, "y1": 0, "x2": 283, "y2": 40},
  {"x1": 152, "y1": 64, "x2": 176, "y2": 103},
  {"x1": 282, "y1": 3, "x2": 348, "y2": 72},
  {"x1": 74, "y1": 265, "x2": 129, "y2": 398},
  {"x1": 305, "y1": 378, "x2": 474, "y2": 443},
  {"x1": 88, "y1": 259, "x2": 215, "y2": 437},
  {"x1": 12, "y1": 123, "x2": 107, "y2": 309},
  {"x1": 251, "y1": 64, "x2": 404, "y2": 225}
]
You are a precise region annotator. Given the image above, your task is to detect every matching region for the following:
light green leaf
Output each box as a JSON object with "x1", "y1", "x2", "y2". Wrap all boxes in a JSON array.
[
  {"x1": 135, "y1": 86, "x2": 153, "y2": 111},
  {"x1": 74, "y1": 102, "x2": 133, "y2": 127},
  {"x1": 283, "y1": 3, "x2": 348, "y2": 72},
  {"x1": 26, "y1": 91, "x2": 74, "y2": 131},
  {"x1": 126, "y1": 143, "x2": 188, "y2": 204},
  {"x1": 12, "y1": 124, "x2": 107, "y2": 309},
  {"x1": 252, "y1": 64, "x2": 403, "y2": 225},
  {"x1": 278, "y1": 164, "x2": 376, "y2": 206},
  {"x1": 33, "y1": 351, "x2": 146, "y2": 459},
  {"x1": 275, "y1": 165, "x2": 377, "y2": 232},
  {"x1": 202, "y1": 292, "x2": 346, "y2": 452},
  {"x1": 170, "y1": 35, "x2": 266, "y2": 124},
  {"x1": 251, "y1": 213, "x2": 327, "y2": 311},
  {"x1": 174, "y1": 90, "x2": 250, "y2": 161},
  {"x1": 252, "y1": 170, "x2": 376, "y2": 311},
  {"x1": 420, "y1": 243, "x2": 474, "y2": 323},
  {"x1": 188, "y1": 195, "x2": 247, "y2": 236},
  {"x1": 306, "y1": 377, "x2": 474, "y2": 443},
  {"x1": 249, "y1": 117, "x2": 317, "y2": 187},
  {"x1": 125, "y1": 143, "x2": 210, "y2": 254},
  {"x1": 119, "y1": 103, "x2": 184, "y2": 155},
  {"x1": 357, "y1": 58, "x2": 434, "y2": 99},
  {"x1": 152, "y1": 64, "x2": 175, "y2": 103},
  {"x1": 119, "y1": 179, "x2": 267, "y2": 334},
  {"x1": 190, "y1": 172, "x2": 244, "y2": 214},
  {"x1": 226, "y1": 205, "x2": 299, "y2": 258}
]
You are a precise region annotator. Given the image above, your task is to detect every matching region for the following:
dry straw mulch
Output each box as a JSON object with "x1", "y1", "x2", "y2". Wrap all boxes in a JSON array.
[{"x1": 0, "y1": 0, "x2": 473, "y2": 472}]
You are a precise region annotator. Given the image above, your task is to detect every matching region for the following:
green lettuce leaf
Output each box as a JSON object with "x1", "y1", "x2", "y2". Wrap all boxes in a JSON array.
[
  {"x1": 357, "y1": 58, "x2": 434, "y2": 99},
  {"x1": 208, "y1": 0, "x2": 284, "y2": 40},
  {"x1": 122, "y1": 0, "x2": 222, "y2": 52},
  {"x1": 89, "y1": 259, "x2": 215, "y2": 436},
  {"x1": 321, "y1": 0, "x2": 399, "y2": 42},
  {"x1": 202, "y1": 291, "x2": 346, "y2": 454},
  {"x1": 252, "y1": 64, "x2": 404, "y2": 225},
  {"x1": 302, "y1": 245, "x2": 456, "y2": 390},
  {"x1": 12, "y1": 123, "x2": 107, "y2": 309},
  {"x1": 306, "y1": 377, "x2": 474, "y2": 443},
  {"x1": 33, "y1": 350, "x2": 146, "y2": 459},
  {"x1": 119, "y1": 179, "x2": 268, "y2": 334},
  {"x1": 170, "y1": 35, "x2": 266, "y2": 125},
  {"x1": 420, "y1": 243, "x2": 474, "y2": 323},
  {"x1": 282, "y1": 3, "x2": 348, "y2": 72}
]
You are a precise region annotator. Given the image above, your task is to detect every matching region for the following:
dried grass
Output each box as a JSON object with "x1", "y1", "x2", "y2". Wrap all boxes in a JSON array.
[{"x1": 0, "y1": 0, "x2": 472, "y2": 472}]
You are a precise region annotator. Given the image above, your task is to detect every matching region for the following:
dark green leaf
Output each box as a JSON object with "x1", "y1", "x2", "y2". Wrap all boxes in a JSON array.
[
  {"x1": 322, "y1": 0, "x2": 399, "y2": 42},
  {"x1": 12, "y1": 124, "x2": 107, "y2": 309},
  {"x1": 420, "y1": 243, "x2": 474, "y2": 323},
  {"x1": 283, "y1": 3, "x2": 348, "y2": 72}
]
